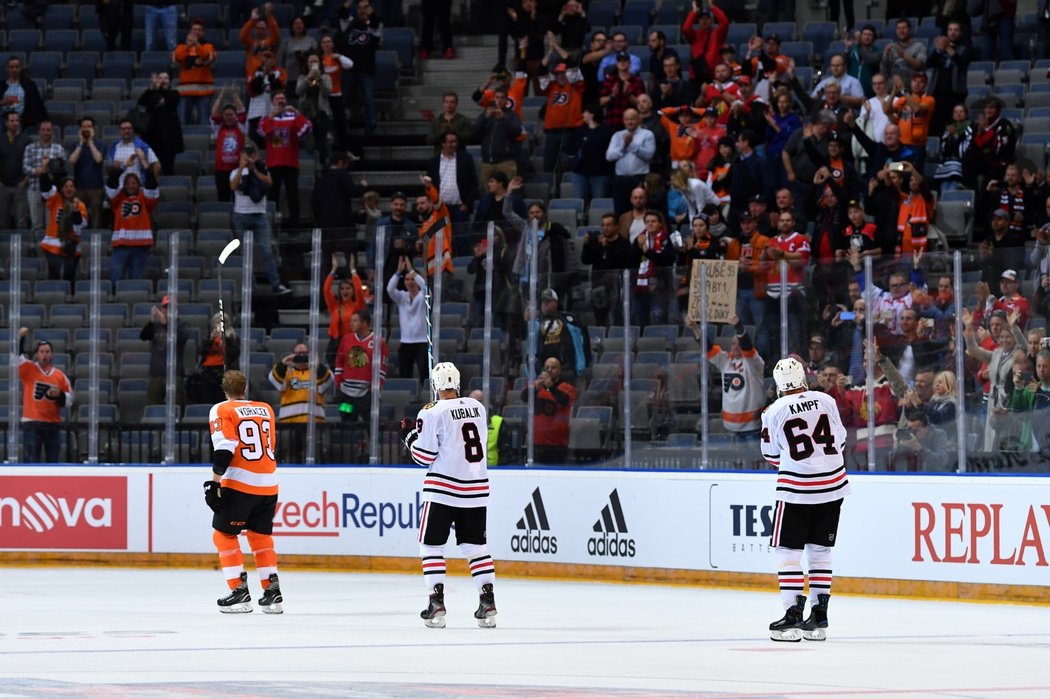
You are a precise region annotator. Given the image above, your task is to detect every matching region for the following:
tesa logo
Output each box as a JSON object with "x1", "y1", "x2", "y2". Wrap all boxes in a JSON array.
[{"x1": 0, "y1": 476, "x2": 127, "y2": 550}]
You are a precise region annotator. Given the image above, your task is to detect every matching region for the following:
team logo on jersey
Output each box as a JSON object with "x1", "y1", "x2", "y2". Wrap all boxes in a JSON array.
[
  {"x1": 32, "y1": 381, "x2": 56, "y2": 400},
  {"x1": 723, "y1": 372, "x2": 744, "y2": 392},
  {"x1": 510, "y1": 488, "x2": 557, "y2": 554},
  {"x1": 552, "y1": 92, "x2": 570, "y2": 106},
  {"x1": 120, "y1": 200, "x2": 143, "y2": 218},
  {"x1": 587, "y1": 489, "x2": 636, "y2": 558}
]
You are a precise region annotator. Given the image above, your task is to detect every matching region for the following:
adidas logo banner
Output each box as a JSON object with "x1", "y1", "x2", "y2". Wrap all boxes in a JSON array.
[
  {"x1": 510, "y1": 488, "x2": 558, "y2": 554},
  {"x1": 587, "y1": 489, "x2": 636, "y2": 558}
]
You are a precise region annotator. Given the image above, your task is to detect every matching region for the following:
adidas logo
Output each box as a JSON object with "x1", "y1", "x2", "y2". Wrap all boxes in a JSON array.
[
  {"x1": 510, "y1": 488, "x2": 558, "y2": 554},
  {"x1": 587, "y1": 489, "x2": 636, "y2": 558}
]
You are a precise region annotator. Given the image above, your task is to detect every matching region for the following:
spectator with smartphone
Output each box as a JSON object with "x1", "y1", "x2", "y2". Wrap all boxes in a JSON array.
[
  {"x1": 269, "y1": 342, "x2": 333, "y2": 464},
  {"x1": 258, "y1": 91, "x2": 311, "y2": 228},
  {"x1": 140, "y1": 296, "x2": 189, "y2": 406},
  {"x1": 522, "y1": 357, "x2": 576, "y2": 465}
]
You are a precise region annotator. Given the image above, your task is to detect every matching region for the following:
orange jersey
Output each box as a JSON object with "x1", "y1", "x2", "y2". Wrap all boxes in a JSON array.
[
  {"x1": 539, "y1": 70, "x2": 585, "y2": 131},
  {"x1": 324, "y1": 271, "x2": 368, "y2": 340},
  {"x1": 893, "y1": 93, "x2": 935, "y2": 146},
  {"x1": 479, "y1": 74, "x2": 528, "y2": 142},
  {"x1": 240, "y1": 15, "x2": 281, "y2": 78},
  {"x1": 18, "y1": 359, "x2": 73, "y2": 423},
  {"x1": 40, "y1": 190, "x2": 87, "y2": 257},
  {"x1": 107, "y1": 186, "x2": 159, "y2": 247},
  {"x1": 209, "y1": 399, "x2": 278, "y2": 496},
  {"x1": 897, "y1": 191, "x2": 929, "y2": 253},
  {"x1": 659, "y1": 107, "x2": 705, "y2": 163},
  {"x1": 419, "y1": 183, "x2": 454, "y2": 275},
  {"x1": 173, "y1": 42, "x2": 217, "y2": 96}
]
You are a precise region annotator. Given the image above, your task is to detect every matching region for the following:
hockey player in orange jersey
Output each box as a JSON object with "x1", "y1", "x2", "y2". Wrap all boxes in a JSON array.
[{"x1": 203, "y1": 370, "x2": 284, "y2": 614}]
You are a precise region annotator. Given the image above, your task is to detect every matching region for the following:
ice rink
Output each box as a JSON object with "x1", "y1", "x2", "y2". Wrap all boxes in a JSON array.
[{"x1": 1, "y1": 567, "x2": 1047, "y2": 699}]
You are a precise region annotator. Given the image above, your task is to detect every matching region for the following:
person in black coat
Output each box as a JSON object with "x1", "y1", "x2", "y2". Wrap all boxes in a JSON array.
[
  {"x1": 426, "y1": 130, "x2": 479, "y2": 253},
  {"x1": 137, "y1": 72, "x2": 183, "y2": 175},
  {"x1": 727, "y1": 129, "x2": 766, "y2": 228},
  {"x1": 0, "y1": 56, "x2": 48, "y2": 130},
  {"x1": 313, "y1": 152, "x2": 366, "y2": 257}
]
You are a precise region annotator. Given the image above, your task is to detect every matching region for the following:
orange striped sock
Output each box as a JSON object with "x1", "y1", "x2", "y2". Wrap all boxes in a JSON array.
[
  {"x1": 247, "y1": 530, "x2": 278, "y2": 587},
  {"x1": 213, "y1": 530, "x2": 244, "y2": 589}
]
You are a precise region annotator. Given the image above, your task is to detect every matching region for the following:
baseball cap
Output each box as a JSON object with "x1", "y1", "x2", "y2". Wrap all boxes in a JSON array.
[
  {"x1": 991, "y1": 208, "x2": 1010, "y2": 219},
  {"x1": 739, "y1": 211, "x2": 755, "y2": 221},
  {"x1": 765, "y1": 32, "x2": 781, "y2": 42},
  {"x1": 553, "y1": 62, "x2": 568, "y2": 73},
  {"x1": 809, "y1": 335, "x2": 827, "y2": 346},
  {"x1": 1001, "y1": 269, "x2": 1018, "y2": 281},
  {"x1": 698, "y1": 10, "x2": 712, "y2": 18},
  {"x1": 241, "y1": 142, "x2": 257, "y2": 154},
  {"x1": 541, "y1": 288, "x2": 558, "y2": 302},
  {"x1": 720, "y1": 45, "x2": 735, "y2": 53},
  {"x1": 390, "y1": 191, "x2": 407, "y2": 201},
  {"x1": 735, "y1": 75, "x2": 752, "y2": 85},
  {"x1": 750, "y1": 194, "x2": 766, "y2": 204},
  {"x1": 615, "y1": 50, "x2": 631, "y2": 62}
]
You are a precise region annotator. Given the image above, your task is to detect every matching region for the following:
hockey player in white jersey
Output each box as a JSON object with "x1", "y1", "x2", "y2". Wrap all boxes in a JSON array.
[
  {"x1": 761, "y1": 357, "x2": 850, "y2": 642},
  {"x1": 400, "y1": 362, "x2": 497, "y2": 628}
]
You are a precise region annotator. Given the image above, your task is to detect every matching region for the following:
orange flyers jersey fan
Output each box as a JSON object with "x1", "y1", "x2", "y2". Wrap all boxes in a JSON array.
[{"x1": 209, "y1": 400, "x2": 278, "y2": 496}]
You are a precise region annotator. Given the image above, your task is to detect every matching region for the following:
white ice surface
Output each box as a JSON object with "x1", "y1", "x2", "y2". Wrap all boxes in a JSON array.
[{"x1": 1, "y1": 568, "x2": 1048, "y2": 698}]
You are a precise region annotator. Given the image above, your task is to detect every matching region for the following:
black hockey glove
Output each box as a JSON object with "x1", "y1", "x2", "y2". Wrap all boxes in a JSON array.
[
  {"x1": 399, "y1": 417, "x2": 418, "y2": 448},
  {"x1": 203, "y1": 480, "x2": 221, "y2": 513}
]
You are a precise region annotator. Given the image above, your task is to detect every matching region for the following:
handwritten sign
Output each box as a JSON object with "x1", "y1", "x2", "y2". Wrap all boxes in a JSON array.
[{"x1": 686, "y1": 259, "x2": 739, "y2": 323}]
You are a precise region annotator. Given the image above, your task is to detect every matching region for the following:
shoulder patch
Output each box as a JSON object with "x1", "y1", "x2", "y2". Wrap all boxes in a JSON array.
[{"x1": 422, "y1": 401, "x2": 437, "y2": 410}]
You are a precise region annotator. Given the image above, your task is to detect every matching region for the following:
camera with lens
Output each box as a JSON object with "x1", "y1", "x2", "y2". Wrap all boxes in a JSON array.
[
  {"x1": 47, "y1": 156, "x2": 69, "y2": 181},
  {"x1": 896, "y1": 427, "x2": 914, "y2": 441},
  {"x1": 293, "y1": 352, "x2": 309, "y2": 364}
]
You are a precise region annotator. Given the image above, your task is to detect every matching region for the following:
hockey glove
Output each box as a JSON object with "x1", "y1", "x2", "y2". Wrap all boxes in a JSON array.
[
  {"x1": 203, "y1": 480, "x2": 221, "y2": 513},
  {"x1": 399, "y1": 417, "x2": 418, "y2": 449}
]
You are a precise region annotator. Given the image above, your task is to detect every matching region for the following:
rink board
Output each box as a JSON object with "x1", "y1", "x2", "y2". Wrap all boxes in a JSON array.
[{"x1": 0, "y1": 466, "x2": 1048, "y2": 600}]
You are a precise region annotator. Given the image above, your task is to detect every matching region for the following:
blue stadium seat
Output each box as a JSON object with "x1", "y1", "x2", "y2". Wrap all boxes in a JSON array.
[
  {"x1": 802, "y1": 22, "x2": 835, "y2": 54},
  {"x1": 213, "y1": 52, "x2": 246, "y2": 80},
  {"x1": 79, "y1": 30, "x2": 107, "y2": 52},
  {"x1": 141, "y1": 51, "x2": 173, "y2": 76},
  {"x1": 78, "y1": 5, "x2": 100, "y2": 30},
  {"x1": 3, "y1": 9, "x2": 36, "y2": 30},
  {"x1": 186, "y1": 4, "x2": 225, "y2": 29},
  {"x1": 27, "y1": 51, "x2": 62, "y2": 82},
  {"x1": 656, "y1": 1, "x2": 687, "y2": 25},
  {"x1": 383, "y1": 27, "x2": 415, "y2": 72},
  {"x1": 611, "y1": 24, "x2": 645, "y2": 45},
  {"x1": 45, "y1": 29, "x2": 79, "y2": 54},
  {"x1": 8, "y1": 29, "x2": 42, "y2": 53},
  {"x1": 621, "y1": 0, "x2": 656, "y2": 27},
  {"x1": 725, "y1": 23, "x2": 757, "y2": 46},
  {"x1": 588, "y1": 1, "x2": 620, "y2": 29},
  {"x1": 374, "y1": 51, "x2": 399, "y2": 95},
  {"x1": 44, "y1": 4, "x2": 76, "y2": 27},
  {"x1": 762, "y1": 21, "x2": 797, "y2": 41}
]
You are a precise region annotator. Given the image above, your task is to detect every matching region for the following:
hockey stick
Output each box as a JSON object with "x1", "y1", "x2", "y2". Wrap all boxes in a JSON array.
[
  {"x1": 217, "y1": 239, "x2": 241, "y2": 372},
  {"x1": 424, "y1": 277, "x2": 435, "y2": 402}
]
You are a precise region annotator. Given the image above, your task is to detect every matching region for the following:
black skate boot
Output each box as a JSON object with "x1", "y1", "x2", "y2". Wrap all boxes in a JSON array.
[
  {"x1": 259, "y1": 573, "x2": 283, "y2": 615},
  {"x1": 800, "y1": 593, "x2": 829, "y2": 641},
  {"x1": 769, "y1": 594, "x2": 806, "y2": 642},
  {"x1": 420, "y1": 583, "x2": 447, "y2": 628},
  {"x1": 474, "y1": 583, "x2": 496, "y2": 628},
  {"x1": 217, "y1": 572, "x2": 252, "y2": 613}
]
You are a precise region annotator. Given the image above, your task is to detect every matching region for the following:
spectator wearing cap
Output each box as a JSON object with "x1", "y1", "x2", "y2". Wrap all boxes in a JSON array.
[
  {"x1": 106, "y1": 163, "x2": 159, "y2": 283},
  {"x1": 806, "y1": 334, "x2": 833, "y2": 378},
  {"x1": 881, "y1": 19, "x2": 927, "y2": 85},
  {"x1": 749, "y1": 193, "x2": 773, "y2": 233},
  {"x1": 245, "y1": 48, "x2": 286, "y2": 149},
  {"x1": 475, "y1": 171, "x2": 527, "y2": 247},
  {"x1": 888, "y1": 72, "x2": 935, "y2": 171},
  {"x1": 845, "y1": 26, "x2": 882, "y2": 98},
  {"x1": 647, "y1": 30, "x2": 680, "y2": 90},
  {"x1": 568, "y1": 104, "x2": 615, "y2": 204},
  {"x1": 721, "y1": 45, "x2": 744, "y2": 78},
  {"x1": 811, "y1": 54, "x2": 866, "y2": 109},
  {"x1": 692, "y1": 106, "x2": 728, "y2": 181},
  {"x1": 728, "y1": 129, "x2": 765, "y2": 227},
  {"x1": 926, "y1": 21, "x2": 972, "y2": 137},
  {"x1": 974, "y1": 269, "x2": 1031, "y2": 330},
  {"x1": 606, "y1": 108, "x2": 656, "y2": 217},
  {"x1": 296, "y1": 52, "x2": 333, "y2": 170},
  {"x1": 682, "y1": 1, "x2": 730, "y2": 89},
  {"x1": 15, "y1": 328, "x2": 74, "y2": 464},
  {"x1": 426, "y1": 92, "x2": 473, "y2": 155},
  {"x1": 239, "y1": 6, "x2": 281, "y2": 79},
  {"x1": 140, "y1": 296, "x2": 189, "y2": 406},
  {"x1": 532, "y1": 289, "x2": 582, "y2": 381},
  {"x1": 746, "y1": 33, "x2": 793, "y2": 82},
  {"x1": 653, "y1": 53, "x2": 694, "y2": 110},
  {"x1": 473, "y1": 87, "x2": 523, "y2": 184},
  {"x1": 426, "y1": 130, "x2": 478, "y2": 244},
  {"x1": 538, "y1": 60, "x2": 586, "y2": 175},
  {"x1": 597, "y1": 32, "x2": 643, "y2": 80},
  {"x1": 230, "y1": 141, "x2": 291, "y2": 295},
  {"x1": 210, "y1": 87, "x2": 248, "y2": 202},
  {"x1": 582, "y1": 213, "x2": 638, "y2": 327},
  {"x1": 658, "y1": 106, "x2": 705, "y2": 171},
  {"x1": 599, "y1": 51, "x2": 647, "y2": 128},
  {"x1": 980, "y1": 209, "x2": 1027, "y2": 295}
]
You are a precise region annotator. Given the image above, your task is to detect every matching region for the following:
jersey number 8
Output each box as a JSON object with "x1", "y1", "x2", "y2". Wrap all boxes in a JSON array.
[{"x1": 462, "y1": 423, "x2": 484, "y2": 463}]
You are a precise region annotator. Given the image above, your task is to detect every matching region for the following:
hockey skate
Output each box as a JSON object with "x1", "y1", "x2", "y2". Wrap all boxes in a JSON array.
[
  {"x1": 474, "y1": 583, "x2": 497, "y2": 628},
  {"x1": 420, "y1": 584, "x2": 447, "y2": 628},
  {"x1": 769, "y1": 595, "x2": 806, "y2": 642},
  {"x1": 217, "y1": 572, "x2": 253, "y2": 613},
  {"x1": 800, "y1": 593, "x2": 829, "y2": 641},
  {"x1": 259, "y1": 573, "x2": 284, "y2": 615}
]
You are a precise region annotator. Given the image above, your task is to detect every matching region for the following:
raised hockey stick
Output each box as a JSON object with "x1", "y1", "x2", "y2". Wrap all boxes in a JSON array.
[{"x1": 217, "y1": 239, "x2": 241, "y2": 372}]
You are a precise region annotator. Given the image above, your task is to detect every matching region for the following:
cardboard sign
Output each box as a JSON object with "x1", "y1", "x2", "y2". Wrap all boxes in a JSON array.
[{"x1": 686, "y1": 259, "x2": 738, "y2": 323}]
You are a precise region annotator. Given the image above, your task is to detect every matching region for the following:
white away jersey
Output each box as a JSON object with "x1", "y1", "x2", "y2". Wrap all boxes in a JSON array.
[
  {"x1": 409, "y1": 396, "x2": 490, "y2": 508},
  {"x1": 761, "y1": 390, "x2": 851, "y2": 504}
]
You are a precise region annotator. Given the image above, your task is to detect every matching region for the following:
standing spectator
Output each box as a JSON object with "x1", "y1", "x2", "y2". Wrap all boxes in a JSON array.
[
  {"x1": 582, "y1": 213, "x2": 638, "y2": 326},
  {"x1": 926, "y1": 21, "x2": 971, "y2": 138},
  {"x1": 467, "y1": 228, "x2": 514, "y2": 334},
  {"x1": 140, "y1": 296, "x2": 189, "y2": 406},
  {"x1": 39, "y1": 172, "x2": 87, "y2": 283},
  {"x1": 97, "y1": 0, "x2": 134, "y2": 52},
  {"x1": 246, "y1": 49, "x2": 286, "y2": 149},
  {"x1": 554, "y1": 1, "x2": 587, "y2": 55},
  {"x1": 846, "y1": 113, "x2": 918, "y2": 182},
  {"x1": 764, "y1": 90, "x2": 802, "y2": 194},
  {"x1": 186, "y1": 313, "x2": 239, "y2": 404},
  {"x1": 606, "y1": 108, "x2": 655, "y2": 217},
  {"x1": 759, "y1": 210, "x2": 810, "y2": 357},
  {"x1": 647, "y1": 30, "x2": 680, "y2": 91},
  {"x1": 963, "y1": 306, "x2": 1025, "y2": 452},
  {"x1": 338, "y1": 0, "x2": 382, "y2": 138},
  {"x1": 137, "y1": 72, "x2": 184, "y2": 176},
  {"x1": 568, "y1": 104, "x2": 615, "y2": 204},
  {"x1": 269, "y1": 342, "x2": 333, "y2": 464},
  {"x1": 210, "y1": 86, "x2": 248, "y2": 203},
  {"x1": 387, "y1": 258, "x2": 431, "y2": 383},
  {"x1": 727, "y1": 211, "x2": 770, "y2": 328},
  {"x1": 240, "y1": 5, "x2": 281, "y2": 79},
  {"x1": 106, "y1": 119, "x2": 161, "y2": 186},
  {"x1": 980, "y1": 0, "x2": 1016, "y2": 61},
  {"x1": 506, "y1": 179, "x2": 573, "y2": 302},
  {"x1": 0, "y1": 56, "x2": 48, "y2": 130},
  {"x1": 426, "y1": 92, "x2": 473, "y2": 154},
  {"x1": 323, "y1": 253, "x2": 368, "y2": 366},
  {"x1": 0, "y1": 111, "x2": 29, "y2": 230},
  {"x1": 746, "y1": 34, "x2": 793, "y2": 83},
  {"x1": 473, "y1": 88, "x2": 523, "y2": 184},
  {"x1": 314, "y1": 152, "x2": 364, "y2": 257},
  {"x1": 16, "y1": 329, "x2": 73, "y2": 464},
  {"x1": 68, "y1": 117, "x2": 105, "y2": 229},
  {"x1": 420, "y1": 0, "x2": 455, "y2": 60},
  {"x1": 205, "y1": 370, "x2": 284, "y2": 615},
  {"x1": 579, "y1": 32, "x2": 612, "y2": 105},
  {"x1": 230, "y1": 142, "x2": 292, "y2": 295},
  {"x1": 844, "y1": 26, "x2": 882, "y2": 98},
  {"x1": 933, "y1": 104, "x2": 970, "y2": 194},
  {"x1": 297, "y1": 53, "x2": 333, "y2": 169},
  {"x1": 474, "y1": 172, "x2": 526, "y2": 247},
  {"x1": 402, "y1": 362, "x2": 497, "y2": 629},
  {"x1": 964, "y1": 97, "x2": 1017, "y2": 191},
  {"x1": 416, "y1": 176, "x2": 455, "y2": 277},
  {"x1": 426, "y1": 131, "x2": 478, "y2": 238},
  {"x1": 509, "y1": 0, "x2": 550, "y2": 94},
  {"x1": 979, "y1": 211, "x2": 1027, "y2": 294},
  {"x1": 143, "y1": 1, "x2": 178, "y2": 52},
  {"x1": 173, "y1": 19, "x2": 218, "y2": 126},
  {"x1": 728, "y1": 130, "x2": 765, "y2": 226},
  {"x1": 632, "y1": 210, "x2": 677, "y2": 328},
  {"x1": 596, "y1": 33, "x2": 642, "y2": 81},
  {"x1": 106, "y1": 167, "x2": 159, "y2": 283},
  {"x1": 599, "y1": 52, "x2": 646, "y2": 128},
  {"x1": 258, "y1": 92, "x2": 312, "y2": 228},
  {"x1": 319, "y1": 34, "x2": 354, "y2": 152},
  {"x1": 538, "y1": 62, "x2": 585, "y2": 176},
  {"x1": 812, "y1": 54, "x2": 866, "y2": 108},
  {"x1": 334, "y1": 309, "x2": 388, "y2": 424},
  {"x1": 690, "y1": 314, "x2": 766, "y2": 440},
  {"x1": 853, "y1": 73, "x2": 893, "y2": 176},
  {"x1": 881, "y1": 19, "x2": 927, "y2": 85},
  {"x1": 373, "y1": 191, "x2": 418, "y2": 272},
  {"x1": 654, "y1": 54, "x2": 694, "y2": 110},
  {"x1": 682, "y1": 0, "x2": 730, "y2": 90},
  {"x1": 22, "y1": 120, "x2": 66, "y2": 235},
  {"x1": 523, "y1": 357, "x2": 576, "y2": 464},
  {"x1": 889, "y1": 72, "x2": 935, "y2": 171},
  {"x1": 278, "y1": 17, "x2": 318, "y2": 91}
]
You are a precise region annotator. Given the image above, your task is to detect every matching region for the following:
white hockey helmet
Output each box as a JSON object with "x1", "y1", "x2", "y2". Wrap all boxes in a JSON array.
[
  {"x1": 773, "y1": 357, "x2": 807, "y2": 394},
  {"x1": 431, "y1": 362, "x2": 461, "y2": 392}
]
